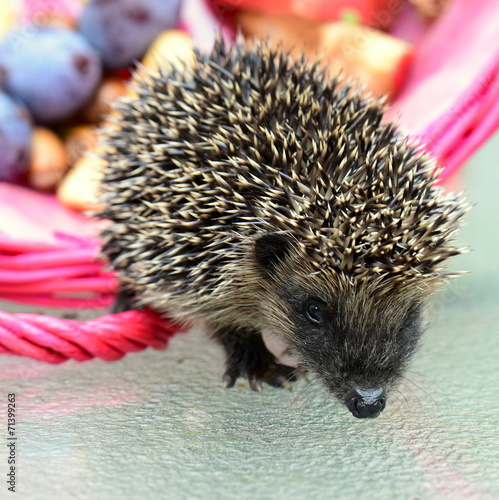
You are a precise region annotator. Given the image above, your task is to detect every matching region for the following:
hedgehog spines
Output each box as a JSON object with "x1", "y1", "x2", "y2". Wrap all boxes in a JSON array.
[{"x1": 99, "y1": 37, "x2": 468, "y2": 317}]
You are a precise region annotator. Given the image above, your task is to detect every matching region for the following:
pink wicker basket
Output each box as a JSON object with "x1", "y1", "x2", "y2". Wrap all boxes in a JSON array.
[{"x1": 1, "y1": 0, "x2": 498, "y2": 363}]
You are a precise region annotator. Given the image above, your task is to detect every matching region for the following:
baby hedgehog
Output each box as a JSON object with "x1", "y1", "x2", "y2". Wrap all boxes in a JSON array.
[{"x1": 99, "y1": 39, "x2": 468, "y2": 419}]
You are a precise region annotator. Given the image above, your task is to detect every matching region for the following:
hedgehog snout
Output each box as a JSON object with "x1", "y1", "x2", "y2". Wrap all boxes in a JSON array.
[{"x1": 345, "y1": 387, "x2": 386, "y2": 419}]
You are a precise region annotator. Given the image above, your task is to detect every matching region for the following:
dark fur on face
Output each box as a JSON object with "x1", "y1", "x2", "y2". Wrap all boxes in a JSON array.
[{"x1": 254, "y1": 233, "x2": 428, "y2": 406}]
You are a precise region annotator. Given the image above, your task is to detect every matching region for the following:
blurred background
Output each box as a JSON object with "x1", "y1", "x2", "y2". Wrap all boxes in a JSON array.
[{"x1": 1, "y1": 0, "x2": 497, "y2": 206}]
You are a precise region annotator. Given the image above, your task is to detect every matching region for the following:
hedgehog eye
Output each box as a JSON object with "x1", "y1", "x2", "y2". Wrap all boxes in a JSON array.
[{"x1": 305, "y1": 300, "x2": 325, "y2": 325}]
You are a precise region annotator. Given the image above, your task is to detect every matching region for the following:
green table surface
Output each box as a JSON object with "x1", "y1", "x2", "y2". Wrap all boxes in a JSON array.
[{"x1": 1, "y1": 134, "x2": 498, "y2": 500}]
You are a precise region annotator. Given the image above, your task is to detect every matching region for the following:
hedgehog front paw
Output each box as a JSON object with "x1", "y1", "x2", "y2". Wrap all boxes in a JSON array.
[
  {"x1": 222, "y1": 359, "x2": 302, "y2": 392},
  {"x1": 215, "y1": 328, "x2": 303, "y2": 392}
]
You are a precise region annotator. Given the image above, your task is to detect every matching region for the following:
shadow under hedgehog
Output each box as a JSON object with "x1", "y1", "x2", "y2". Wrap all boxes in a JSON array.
[{"x1": 98, "y1": 38, "x2": 468, "y2": 419}]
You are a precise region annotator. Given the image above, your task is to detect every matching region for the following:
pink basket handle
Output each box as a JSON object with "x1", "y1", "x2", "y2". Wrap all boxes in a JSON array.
[{"x1": 0, "y1": 309, "x2": 186, "y2": 363}]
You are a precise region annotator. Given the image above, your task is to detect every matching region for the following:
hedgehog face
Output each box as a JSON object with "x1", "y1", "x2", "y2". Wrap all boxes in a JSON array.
[
  {"x1": 288, "y1": 293, "x2": 423, "y2": 419},
  {"x1": 254, "y1": 233, "x2": 426, "y2": 418}
]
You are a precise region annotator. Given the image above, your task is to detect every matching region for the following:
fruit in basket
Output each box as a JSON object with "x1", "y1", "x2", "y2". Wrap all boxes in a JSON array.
[
  {"x1": 141, "y1": 30, "x2": 195, "y2": 75},
  {"x1": 64, "y1": 125, "x2": 98, "y2": 168},
  {"x1": 238, "y1": 11, "x2": 413, "y2": 98},
  {"x1": 321, "y1": 21, "x2": 413, "y2": 98},
  {"x1": 31, "y1": 12, "x2": 78, "y2": 30},
  {"x1": 57, "y1": 154, "x2": 104, "y2": 211},
  {"x1": 214, "y1": 0, "x2": 397, "y2": 27},
  {"x1": 81, "y1": 76, "x2": 128, "y2": 124},
  {"x1": 28, "y1": 127, "x2": 68, "y2": 191},
  {"x1": 0, "y1": 91, "x2": 32, "y2": 182},
  {"x1": 0, "y1": 28, "x2": 102, "y2": 123},
  {"x1": 79, "y1": 0, "x2": 182, "y2": 69}
]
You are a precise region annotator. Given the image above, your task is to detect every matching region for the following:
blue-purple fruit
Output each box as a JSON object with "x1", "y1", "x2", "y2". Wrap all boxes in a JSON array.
[
  {"x1": 0, "y1": 92, "x2": 32, "y2": 182},
  {"x1": 79, "y1": 0, "x2": 181, "y2": 69},
  {"x1": 0, "y1": 28, "x2": 102, "y2": 123}
]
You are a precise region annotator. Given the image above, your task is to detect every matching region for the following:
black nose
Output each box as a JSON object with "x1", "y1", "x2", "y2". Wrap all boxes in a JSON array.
[{"x1": 346, "y1": 388, "x2": 386, "y2": 419}]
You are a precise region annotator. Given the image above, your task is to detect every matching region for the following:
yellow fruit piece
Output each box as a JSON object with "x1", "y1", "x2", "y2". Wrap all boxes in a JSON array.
[
  {"x1": 141, "y1": 30, "x2": 195, "y2": 76},
  {"x1": 57, "y1": 154, "x2": 104, "y2": 212},
  {"x1": 29, "y1": 127, "x2": 68, "y2": 191},
  {"x1": 0, "y1": 0, "x2": 15, "y2": 40},
  {"x1": 319, "y1": 22, "x2": 413, "y2": 98}
]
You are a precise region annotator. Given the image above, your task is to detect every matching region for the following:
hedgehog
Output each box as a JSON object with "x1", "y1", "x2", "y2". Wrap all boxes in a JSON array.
[{"x1": 98, "y1": 38, "x2": 468, "y2": 419}]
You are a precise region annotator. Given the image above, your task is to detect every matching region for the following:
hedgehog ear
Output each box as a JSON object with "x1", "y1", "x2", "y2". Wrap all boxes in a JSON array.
[{"x1": 254, "y1": 233, "x2": 292, "y2": 276}]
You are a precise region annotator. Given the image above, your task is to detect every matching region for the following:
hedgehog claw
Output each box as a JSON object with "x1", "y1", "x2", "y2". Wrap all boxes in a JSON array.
[
  {"x1": 217, "y1": 329, "x2": 304, "y2": 392},
  {"x1": 267, "y1": 364, "x2": 304, "y2": 390},
  {"x1": 278, "y1": 377, "x2": 293, "y2": 391},
  {"x1": 249, "y1": 377, "x2": 263, "y2": 393},
  {"x1": 222, "y1": 372, "x2": 236, "y2": 389},
  {"x1": 222, "y1": 361, "x2": 302, "y2": 392}
]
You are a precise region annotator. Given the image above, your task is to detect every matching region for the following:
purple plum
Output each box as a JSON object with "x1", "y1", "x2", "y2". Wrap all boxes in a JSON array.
[
  {"x1": 79, "y1": 0, "x2": 181, "y2": 69},
  {"x1": 0, "y1": 92, "x2": 32, "y2": 182},
  {"x1": 0, "y1": 28, "x2": 102, "y2": 123}
]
